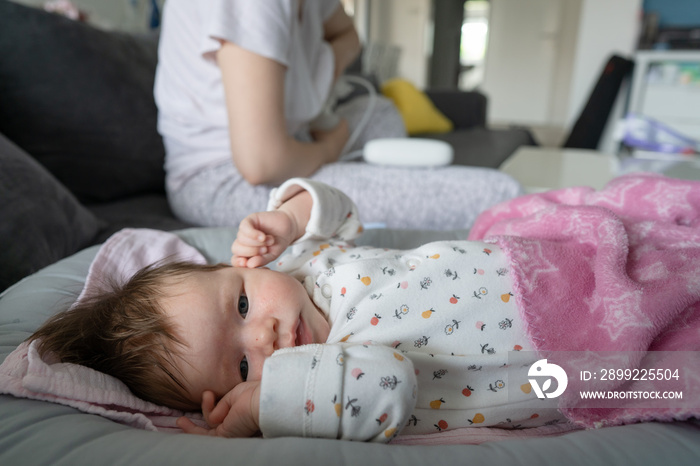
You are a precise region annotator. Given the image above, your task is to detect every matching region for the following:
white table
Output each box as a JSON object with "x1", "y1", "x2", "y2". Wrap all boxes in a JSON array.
[{"x1": 499, "y1": 147, "x2": 619, "y2": 193}]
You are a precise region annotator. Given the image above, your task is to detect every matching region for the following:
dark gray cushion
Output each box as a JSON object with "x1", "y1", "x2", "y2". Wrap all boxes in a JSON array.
[
  {"x1": 0, "y1": 0, "x2": 165, "y2": 203},
  {"x1": 86, "y1": 195, "x2": 193, "y2": 244},
  {"x1": 421, "y1": 127, "x2": 538, "y2": 169},
  {"x1": 425, "y1": 90, "x2": 487, "y2": 130},
  {"x1": 0, "y1": 132, "x2": 103, "y2": 292}
]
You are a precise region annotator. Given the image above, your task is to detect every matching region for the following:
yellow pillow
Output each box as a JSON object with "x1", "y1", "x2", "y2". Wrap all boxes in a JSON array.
[{"x1": 381, "y1": 78, "x2": 453, "y2": 135}]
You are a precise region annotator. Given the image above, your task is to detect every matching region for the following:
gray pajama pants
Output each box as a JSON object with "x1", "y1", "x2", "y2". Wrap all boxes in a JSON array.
[{"x1": 166, "y1": 96, "x2": 524, "y2": 230}]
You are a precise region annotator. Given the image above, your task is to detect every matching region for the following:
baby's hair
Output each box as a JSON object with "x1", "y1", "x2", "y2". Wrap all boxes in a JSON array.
[{"x1": 29, "y1": 260, "x2": 231, "y2": 412}]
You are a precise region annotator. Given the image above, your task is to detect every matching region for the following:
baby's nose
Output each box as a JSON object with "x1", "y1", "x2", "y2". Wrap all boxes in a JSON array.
[{"x1": 246, "y1": 317, "x2": 278, "y2": 356}]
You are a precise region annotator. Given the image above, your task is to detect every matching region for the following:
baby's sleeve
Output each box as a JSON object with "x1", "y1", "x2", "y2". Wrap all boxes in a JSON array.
[
  {"x1": 259, "y1": 343, "x2": 417, "y2": 442},
  {"x1": 267, "y1": 178, "x2": 363, "y2": 243}
]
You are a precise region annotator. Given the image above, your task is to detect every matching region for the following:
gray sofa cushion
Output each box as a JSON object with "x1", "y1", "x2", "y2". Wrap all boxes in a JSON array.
[
  {"x1": 424, "y1": 127, "x2": 537, "y2": 169},
  {"x1": 0, "y1": 133, "x2": 103, "y2": 292},
  {"x1": 425, "y1": 90, "x2": 487, "y2": 129},
  {"x1": 0, "y1": 0, "x2": 165, "y2": 203},
  {"x1": 86, "y1": 195, "x2": 194, "y2": 244},
  {"x1": 420, "y1": 90, "x2": 537, "y2": 168}
]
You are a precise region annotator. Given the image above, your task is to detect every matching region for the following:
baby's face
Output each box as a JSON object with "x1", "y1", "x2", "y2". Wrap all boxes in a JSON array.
[{"x1": 160, "y1": 266, "x2": 330, "y2": 404}]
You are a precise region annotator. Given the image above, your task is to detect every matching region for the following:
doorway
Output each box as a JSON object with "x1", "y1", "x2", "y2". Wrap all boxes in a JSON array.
[
  {"x1": 429, "y1": 0, "x2": 490, "y2": 90},
  {"x1": 459, "y1": 1, "x2": 490, "y2": 89}
]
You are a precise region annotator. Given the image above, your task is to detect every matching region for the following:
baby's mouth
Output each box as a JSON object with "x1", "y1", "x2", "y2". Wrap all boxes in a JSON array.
[
  {"x1": 295, "y1": 317, "x2": 312, "y2": 346},
  {"x1": 295, "y1": 319, "x2": 302, "y2": 346}
]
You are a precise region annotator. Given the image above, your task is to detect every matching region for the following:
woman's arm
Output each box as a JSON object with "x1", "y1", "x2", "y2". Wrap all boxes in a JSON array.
[
  {"x1": 217, "y1": 42, "x2": 349, "y2": 186},
  {"x1": 324, "y1": 4, "x2": 361, "y2": 80}
]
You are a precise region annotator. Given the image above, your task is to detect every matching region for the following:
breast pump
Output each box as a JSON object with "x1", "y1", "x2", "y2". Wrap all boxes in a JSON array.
[{"x1": 308, "y1": 75, "x2": 453, "y2": 167}]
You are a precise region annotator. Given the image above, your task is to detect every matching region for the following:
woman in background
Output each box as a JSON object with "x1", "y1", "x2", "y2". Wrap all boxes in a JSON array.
[{"x1": 154, "y1": 0, "x2": 522, "y2": 230}]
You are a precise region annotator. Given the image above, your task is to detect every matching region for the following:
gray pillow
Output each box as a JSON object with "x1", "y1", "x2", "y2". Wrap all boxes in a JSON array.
[
  {"x1": 0, "y1": 132, "x2": 103, "y2": 292},
  {"x1": 0, "y1": 0, "x2": 165, "y2": 203}
]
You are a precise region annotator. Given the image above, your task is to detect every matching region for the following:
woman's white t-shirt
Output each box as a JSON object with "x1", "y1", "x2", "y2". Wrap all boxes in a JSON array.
[{"x1": 154, "y1": 0, "x2": 339, "y2": 187}]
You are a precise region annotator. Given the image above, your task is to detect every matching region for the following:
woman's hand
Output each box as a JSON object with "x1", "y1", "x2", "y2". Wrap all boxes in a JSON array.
[
  {"x1": 176, "y1": 382, "x2": 261, "y2": 438},
  {"x1": 311, "y1": 117, "x2": 350, "y2": 163}
]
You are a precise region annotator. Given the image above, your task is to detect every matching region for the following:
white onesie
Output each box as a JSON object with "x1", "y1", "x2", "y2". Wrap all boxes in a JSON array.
[{"x1": 258, "y1": 179, "x2": 563, "y2": 442}]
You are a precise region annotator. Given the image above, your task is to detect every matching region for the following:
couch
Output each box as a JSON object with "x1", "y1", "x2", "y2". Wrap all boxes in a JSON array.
[
  {"x1": 0, "y1": 0, "x2": 193, "y2": 292},
  {"x1": 420, "y1": 90, "x2": 537, "y2": 168},
  {"x1": 0, "y1": 0, "x2": 534, "y2": 292}
]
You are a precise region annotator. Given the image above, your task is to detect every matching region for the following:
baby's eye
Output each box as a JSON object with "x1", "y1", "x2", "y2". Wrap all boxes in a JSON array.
[
  {"x1": 240, "y1": 357, "x2": 249, "y2": 381},
  {"x1": 238, "y1": 295, "x2": 249, "y2": 317}
]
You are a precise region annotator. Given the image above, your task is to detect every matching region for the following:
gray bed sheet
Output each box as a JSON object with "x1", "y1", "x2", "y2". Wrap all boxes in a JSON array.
[{"x1": 1, "y1": 227, "x2": 699, "y2": 466}]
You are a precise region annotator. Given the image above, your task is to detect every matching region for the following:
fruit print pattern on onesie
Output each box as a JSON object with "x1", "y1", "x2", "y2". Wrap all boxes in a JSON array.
[{"x1": 273, "y1": 239, "x2": 566, "y2": 436}]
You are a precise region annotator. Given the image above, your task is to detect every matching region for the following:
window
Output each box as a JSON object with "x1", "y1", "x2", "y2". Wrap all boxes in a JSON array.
[
  {"x1": 459, "y1": 0, "x2": 490, "y2": 89},
  {"x1": 341, "y1": 0, "x2": 355, "y2": 16}
]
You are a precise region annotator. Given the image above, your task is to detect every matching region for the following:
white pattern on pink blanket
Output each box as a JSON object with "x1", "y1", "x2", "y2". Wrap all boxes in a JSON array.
[{"x1": 468, "y1": 173, "x2": 700, "y2": 428}]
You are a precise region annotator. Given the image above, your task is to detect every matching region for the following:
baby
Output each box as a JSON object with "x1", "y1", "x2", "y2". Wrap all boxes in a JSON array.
[{"x1": 31, "y1": 178, "x2": 563, "y2": 441}]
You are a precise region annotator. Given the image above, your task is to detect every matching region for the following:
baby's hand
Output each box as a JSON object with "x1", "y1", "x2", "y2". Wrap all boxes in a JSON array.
[
  {"x1": 176, "y1": 382, "x2": 261, "y2": 438},
  {"x1": 231, "y1": 211, "x2": 296, "y2": 268}
]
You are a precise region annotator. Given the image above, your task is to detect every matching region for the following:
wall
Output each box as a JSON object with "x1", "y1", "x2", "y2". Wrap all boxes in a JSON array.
[
  {"x1": 482, "y1": 0, "x2": 641, "y2": 135},
  {"x1": 566, "y1": 0, "x2": 641, "y2": 126},
  {"x1": 481, "y1": 0, "x2": 577, "y2": 127},
  {"x1": 367, "y1": 0, "x2": 432, "y2": 87},
  {"x1": 643, "y1": 0, "x2": 700, "y2": 27}
]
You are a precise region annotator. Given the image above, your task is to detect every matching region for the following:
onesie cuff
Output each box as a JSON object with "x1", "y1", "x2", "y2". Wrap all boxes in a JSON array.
[
  {"x1": 259, "y1": 345, "x2": 343, "y2": 439},
  {"x1": 267, "y1": 178, "x2": 363, "y2": 243}
]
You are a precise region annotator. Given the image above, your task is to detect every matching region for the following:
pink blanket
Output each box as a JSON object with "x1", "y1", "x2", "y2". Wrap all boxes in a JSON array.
[
  {"x1": 469, "y1": 173, "x2": 700, "y2": 427},
  {"x1": 0, "y1": 340, "x2": 206, "y2": 432}
]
